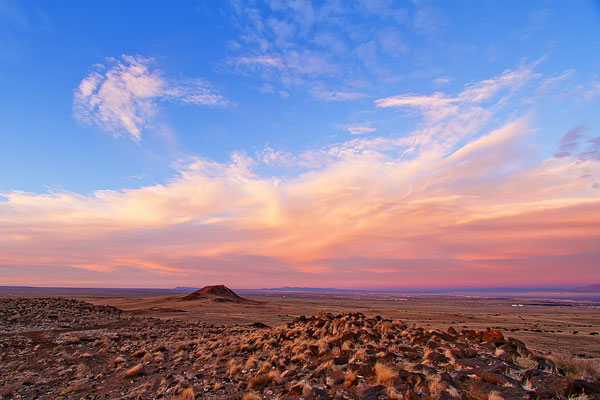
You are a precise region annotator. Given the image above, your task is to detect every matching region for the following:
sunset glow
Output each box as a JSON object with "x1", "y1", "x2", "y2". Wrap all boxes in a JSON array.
[{"x1": 1, "y1": 1, "x2": 599, "y2": 289}]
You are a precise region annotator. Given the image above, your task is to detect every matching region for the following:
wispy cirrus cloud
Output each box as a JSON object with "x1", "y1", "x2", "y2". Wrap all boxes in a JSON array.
[
  {"x1": 2, "y1": 64, "x2": 599, "y2": 288},
  {"x1": 73, "y1": 55, "x2": 228, "y2": 141},
  {"x1": 223, "y1": 0, "x2": 443, "y2": 100},
  {"x1": 337, "y1": 123, "x2": 376, "y2": 135},
  {"x1": 0, "y1": 0, "x2": 28, "y2": 59}
]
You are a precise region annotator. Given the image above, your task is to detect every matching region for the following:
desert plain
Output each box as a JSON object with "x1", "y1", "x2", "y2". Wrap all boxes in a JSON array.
[{"x1": 1, "y1": 286, "x2": 599, "y2": 399}]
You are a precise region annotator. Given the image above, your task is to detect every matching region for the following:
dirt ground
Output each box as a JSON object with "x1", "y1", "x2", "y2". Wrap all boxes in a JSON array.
[
  {"x1": 2, "y1": 287, "x2": 596, "y2": 359},
  {"x1": 1, "y1": 287, "x2": 600, "y2": 399}
]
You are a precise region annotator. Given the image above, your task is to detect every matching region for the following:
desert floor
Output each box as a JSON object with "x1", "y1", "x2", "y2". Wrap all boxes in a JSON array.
[{"x1": 2, "y1": 287, "x2": 598, "y2": 359}]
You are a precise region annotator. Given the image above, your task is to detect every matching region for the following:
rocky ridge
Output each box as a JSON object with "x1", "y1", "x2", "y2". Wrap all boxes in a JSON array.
[{"x1": 1, "y1": 298, "x2": 599, "y2": 399}]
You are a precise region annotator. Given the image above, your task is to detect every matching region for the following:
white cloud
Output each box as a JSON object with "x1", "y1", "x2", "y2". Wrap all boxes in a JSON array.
[
  {"x1": 224, "y1": 1, "x2": 421, "y2": 99},
  {"x1": 338, "y1": 124, "x2": 376, "y2": 135},
  {"x1": 312, "y1": 88, "x2": 368, "y2": 102},
  {"x1": 235, "y1": 55, "x2": 285, "y2": 69},
  {"x1": 536, "y1": 68, "x2": 575, "y2": 96},
  {"x1": 584, "y1": 79, "x2": 600, "y2": 102},
  {"x1": 375, "y1": 63, "x2": 540, "y2": 145},
  {"x1": 4, "y1": 63, "x2": 600, "y2": 287},
  {"x1": 433, "y1": 76, "x2": 453, "y2": 86},
  {"x1": 73, "y1": 55, "x2": 228, "y2": 141}
]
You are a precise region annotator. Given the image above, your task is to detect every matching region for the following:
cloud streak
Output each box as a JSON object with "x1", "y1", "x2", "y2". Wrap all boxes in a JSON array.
[{"x1": 73, "y1": 55, "x2": 228, "y2": 141}]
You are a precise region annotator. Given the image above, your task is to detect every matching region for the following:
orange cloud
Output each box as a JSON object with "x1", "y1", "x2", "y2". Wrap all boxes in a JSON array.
[{"x1": 1, "y1": 66, "x2": 599, "y2": 289}]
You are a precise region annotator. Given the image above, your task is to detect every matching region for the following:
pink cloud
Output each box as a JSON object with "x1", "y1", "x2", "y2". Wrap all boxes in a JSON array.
[{"x1": 2, "y1": 65, "x2": 599, "y2": 288}]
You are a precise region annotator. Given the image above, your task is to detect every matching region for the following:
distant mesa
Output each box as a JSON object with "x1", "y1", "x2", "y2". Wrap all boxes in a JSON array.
[
  {"x1": 180, "y1": 285, "x2": 255, "y2": 303},
  {"x1": 572, "y1": 284, "x2": 600, "y2": 293}
]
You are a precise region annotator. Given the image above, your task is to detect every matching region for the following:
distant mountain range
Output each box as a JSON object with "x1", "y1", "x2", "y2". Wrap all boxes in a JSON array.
[
  {"x1": 258, "y1": 286, "x2": 353, "y2": 292},
  {"x1": 572, "y1": 284, "x2": 600, "y2": 293},
  {"x1": 173, "y1": 285, "x2": 600, "y2": 293}
]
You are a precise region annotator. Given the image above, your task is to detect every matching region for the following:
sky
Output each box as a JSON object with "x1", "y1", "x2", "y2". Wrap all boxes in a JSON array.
[{"x1": 0, "y1": 0, "x2": 599, "y2": 289}]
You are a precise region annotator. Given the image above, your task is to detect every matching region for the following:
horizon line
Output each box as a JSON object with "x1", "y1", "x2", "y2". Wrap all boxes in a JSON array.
[{"x1": 1, "y1": 284, "x2": 596, "y2": 292}]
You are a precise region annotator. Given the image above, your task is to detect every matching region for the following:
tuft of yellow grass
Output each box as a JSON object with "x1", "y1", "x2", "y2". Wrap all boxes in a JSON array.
[
  {"x1": 428, "y1": 379, "x2": 446, "y2": 394},
  {"x1": 245, "y1": 356, "x2": 258, "y2": 369},
  {"x1": 242, "y1": 393, "x2": 261, "y2": 400},
  {"x1": 124, "y1": 364, "x2": 142, "y2": 378},
  {"x1": 112, "y1": 356, "x2": 126, "y2": 367},
  {"x1": 132, "y1": 348, "x2": 148, "y2": 358},
  {"x1": 489, "y1": 392, "x2": 506, "y2": 400},
  {"x1": 375, "y1": 362, "x2": 396, "y2": 385},
  {"x1": 386, "y1": 386, "x2": 404, "y2": 399},
  {"x1": 341, "y1": 341, "x2": 352, "y2": 351},
  {"x1": 343, "y1": 372, "x2": 357, "y2": 388},
  {"x1": 180, "y1": 387, "x2": 195, "y2": 400},
  {"x1": 249, "y1": 370, "x2": 279, "y2": 389},
  {"x1": 550, "y1": 353, "x2": 600, "y2": 380},
  {"x1": 516, "y1": 356, "x2": 538, "y2": 370},
  {"x1": 258, "y1": 362, "x2": 272, "y2": 374}
]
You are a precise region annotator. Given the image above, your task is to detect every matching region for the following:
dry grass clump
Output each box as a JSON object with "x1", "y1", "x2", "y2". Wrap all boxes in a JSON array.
[
  {"x1": 258, "y1": 362, "x2": 272, "y2": 374},
  {"x1": 124, "y1": 364, "x2": 142, "y2": 378},
  {"x1": 489, "y1": 392, "x2": 506, "y2": 400},
  {"x1": 516, "y1": 356, "x2": 538, "y2": 370},
  {"x1": 428, "y1": 378, "x2": 448, "y2": 395},
  {"x1": 153, "y1": 352, "x2": 165, "y2": 363},
  {"x1": 112, "y1": 356, "x2": 126, "y2": 368},
  {"x1": 249, "y1": 370, "x2": 280, "y2": 389},
  {"x1": 343, "y1": 372, "x2": 357, "y2": 388},
  {"x1": 375, "y1": 362, "x2": 396, "y2": 385},
  {"x1": 132, "y1": 349, "x2": 148, "y2": 358},
  {"x1": 386, "y1": 387, "x2": 404, "y2": 399},
  {"x1": 245, "y1": 356, "x2": 258, "y2": 369},
  {"x1": 227, "y1": 359, "x2": 241, "y2": 376},
  {"x1": 153, "y1": 344, "x2": 167, "y2": 352},
  {"x1": 551, "y1": 353, "x2": 600, "y2": 380},
  {"x1": 242, "y1": 393, "x2": 261, "y2": 400},
  {"x1": 180, "y1": 387, "x2": 194, "y2": 400}
]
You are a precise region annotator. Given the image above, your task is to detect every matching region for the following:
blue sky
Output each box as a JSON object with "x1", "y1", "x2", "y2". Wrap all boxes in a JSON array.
[{"x1": 0, "y1": 1, "x2": 599, "y2": 288}]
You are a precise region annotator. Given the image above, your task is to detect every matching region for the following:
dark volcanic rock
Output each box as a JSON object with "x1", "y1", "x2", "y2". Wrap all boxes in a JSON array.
[{"x1": 180, "y1": 284, "x2": 255, "y2": 303}]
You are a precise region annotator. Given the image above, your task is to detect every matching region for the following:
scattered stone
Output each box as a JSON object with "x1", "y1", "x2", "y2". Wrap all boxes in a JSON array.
[{"x1": 1, "y1": 299, "x2": 597, "y2": 400}]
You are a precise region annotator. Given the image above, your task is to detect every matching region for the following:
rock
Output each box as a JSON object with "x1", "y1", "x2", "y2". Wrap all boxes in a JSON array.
[
  {"x1": 360, "y1": 385, "x2": 386, "y2": 400},
  {"x1": 483, "y1": 329, "x2": 505, "y2": 345},
  {"x1": 530, "y1": 374, "x2": 576, "y2": 397},
  {"x1": 289, "y1": 384, "x2": 304, "y2": 396},
  {"x1": 308, "y1": 387, "x2": 330, "y2": 399},
  {"x1": 574, "y1": 379, "x2": 600, "y2": 394},
  {"x1": 333, "y1": 355, "x2": 349, "y2": 365},
  {"x1": 469, "y1": 381, "x2": 529, "y2": 400}
]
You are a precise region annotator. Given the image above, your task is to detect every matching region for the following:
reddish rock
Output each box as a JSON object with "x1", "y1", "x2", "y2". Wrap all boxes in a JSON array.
[
  {"x1": 469, "y1": 381, "x2": 529, "y2": 400},
  {"x1": 481, "y1": 372, "x2": 515, "y2": 386},
  {"x1": 483, "y1": 329, "x2": 505, "y2": 345},
  {"x1": 289, "y1": 384, "x2": 304, "y2": 396},
  {"x1": 530, "y1": 374, "x2": 576, "y2": 397},
  {"x1": 360, "y1": 385, "x2": 385, "y2": 400}
]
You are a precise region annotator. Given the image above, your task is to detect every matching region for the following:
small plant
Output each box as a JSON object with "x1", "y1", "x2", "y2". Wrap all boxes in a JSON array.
[
  {"x1": 551, "y1": 352, "x2": 600, "y2": 380},
  {"x1": 124, "y1": 364, "x2": 142, "y2": 379},
  {"x1": 375, "y1": 362, "x2": 396, "y2": 385},
  {"x1": 249, "y1": 369, "x2": 279, "y2": 389},
  {"x1": 180, "y1": 387, "x2": 194, "y2": 400},
  {"x1": 112, "y1": 356, "x2": 126, "y2": 367},
  {"x1": 132, "y1": 349, "x2": 148, "y2": 358},
  {"x1": 343, "y1": 372, "x2": 357, "y2": 388}
]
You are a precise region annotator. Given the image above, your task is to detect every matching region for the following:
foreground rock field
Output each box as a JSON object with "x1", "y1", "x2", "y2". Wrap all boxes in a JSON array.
[{"x1": 1, "y1": 298, "x2": 599, "y2": 399}]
